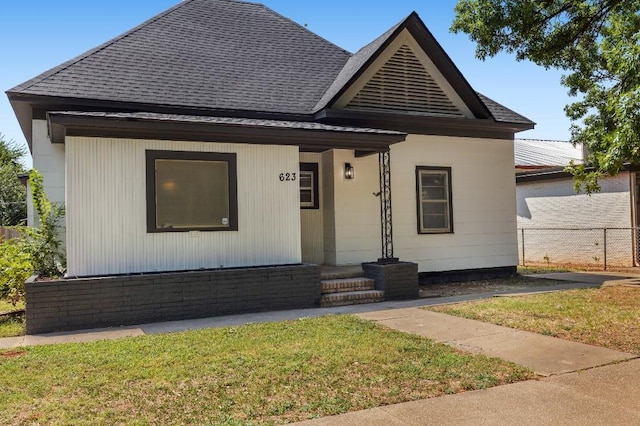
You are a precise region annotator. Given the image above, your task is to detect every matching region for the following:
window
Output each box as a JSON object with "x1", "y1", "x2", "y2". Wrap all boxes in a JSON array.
[
  {"x1": 146, "y1": 150, "x2": 238, "y2": 232},
  {"x1": 416, "y1": 166, "x2": 453, "y2": 234},
  {"x1": 299, "y1": 163, "x2": 319, "y2": 209}
]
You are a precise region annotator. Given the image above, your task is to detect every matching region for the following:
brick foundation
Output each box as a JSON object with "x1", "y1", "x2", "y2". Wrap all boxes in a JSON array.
[
  {"x1": 25, "y1": 264, "x2": 321, "y2": 334},
  {"x1": 362, "y1": 261, "x2": 419, "y2": 300}
]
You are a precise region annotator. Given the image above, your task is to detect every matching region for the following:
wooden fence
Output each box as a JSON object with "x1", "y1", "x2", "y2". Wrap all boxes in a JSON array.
[{"x1": 0, "y1": 227, "x2": 22, "y2": 241}]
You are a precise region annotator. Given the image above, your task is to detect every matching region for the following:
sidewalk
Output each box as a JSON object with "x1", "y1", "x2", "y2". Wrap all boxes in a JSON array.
[
  {"x1": 293, "y1": 359, "x2": 640, "y2": 425},
  {"x1": 294, "y1": 305, "x2": 639, "y2": 425}
]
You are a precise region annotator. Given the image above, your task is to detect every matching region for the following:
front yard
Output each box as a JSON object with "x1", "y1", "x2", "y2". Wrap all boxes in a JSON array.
[
  {"x1": 429, "y1": 286, "x2": 640, "y2": 355},
  {"x1": 0, "y1": 315, "x2": 531, "y2": 425}
]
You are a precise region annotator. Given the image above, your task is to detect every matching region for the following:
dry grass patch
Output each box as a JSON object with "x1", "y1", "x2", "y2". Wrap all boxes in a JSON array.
[
  {"x1": 0, "y1": 315, "x2": 532, "y2": 425},
  {"x1": 429, "y1": 286, "x2": 640, "y2": 355},
  {"x1": 0, "y1": 300, "x2": 24, "y2": 338}
]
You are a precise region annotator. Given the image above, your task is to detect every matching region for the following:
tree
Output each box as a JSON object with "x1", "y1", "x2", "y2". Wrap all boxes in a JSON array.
[
  {"x1": 0, "y1": 134, "x2": 27, "y2": 225},
  {"x1": 452, "y1": 0, "x2": 640, "y2": 193}
]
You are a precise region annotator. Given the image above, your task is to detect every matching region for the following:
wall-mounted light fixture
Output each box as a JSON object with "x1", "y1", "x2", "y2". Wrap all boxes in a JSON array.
[{"x1": 344, "y1": 163, "x2": 355, "y2": 180}]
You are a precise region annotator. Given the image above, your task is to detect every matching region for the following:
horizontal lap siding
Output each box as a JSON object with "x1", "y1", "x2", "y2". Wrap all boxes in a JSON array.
[
  {"x1": 66, "y1": 137, "x2": 301, "y2": 277},
  {"x1": 327, "y1": 136, "x2": 518, "y2": 271},
  {"x1": 392, "y1": 136, "x2": 518, "y2": 271}
]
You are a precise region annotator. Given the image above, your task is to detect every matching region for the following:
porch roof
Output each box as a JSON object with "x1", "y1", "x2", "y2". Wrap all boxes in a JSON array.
[{"x1": 47, "y1": 111, "x2": 407, "y2": 152}]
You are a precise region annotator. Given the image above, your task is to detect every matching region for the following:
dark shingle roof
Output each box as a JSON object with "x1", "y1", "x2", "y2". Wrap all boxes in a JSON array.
[
  {"x1": 477, "y1": 93, "x2": 534, "y2": 125},
  {"x1": 313, "y1": 20, "x2": 402, "y2": 112},
  {"x1": 9, "y1": 0, "x2": 532, "y2": 127},
  {"x1": 10, "y1": 0, "x2": 350, "y2": 114}
]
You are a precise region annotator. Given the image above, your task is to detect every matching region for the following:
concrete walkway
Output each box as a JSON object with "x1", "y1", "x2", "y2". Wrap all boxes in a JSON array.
[
  {"x1": 356, "y1": 308, "x2": 635, "y2": 376},
  {"x1": 294, "y1": 359, "x2": 640, "y2": 425}
]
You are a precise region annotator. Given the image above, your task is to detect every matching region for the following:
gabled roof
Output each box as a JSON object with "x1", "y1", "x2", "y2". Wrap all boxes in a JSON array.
[
  {"x1": 7, "y1": 0, "x2": 534, "y2": 145},
  {"x1": 515, "y1": 138, "x2": 583, "y2": 167}
]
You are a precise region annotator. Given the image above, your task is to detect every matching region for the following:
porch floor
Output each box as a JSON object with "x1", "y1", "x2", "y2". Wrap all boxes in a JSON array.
[{"x1": 320, "y1": 265, "x2": 364, "y2": 280}]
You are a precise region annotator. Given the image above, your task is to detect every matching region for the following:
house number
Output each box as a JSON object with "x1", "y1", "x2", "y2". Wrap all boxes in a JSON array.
[{"x1": 279, "y1": 172, "x2": 297, "y2": 182}]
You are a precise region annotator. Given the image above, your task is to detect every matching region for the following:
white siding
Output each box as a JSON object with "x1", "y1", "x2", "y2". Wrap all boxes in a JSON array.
[
  {"x1": 322, "y1": 150, "x2": 337, "y2": 265},
  {"x1": 516, "y1": 173, "x2": 634, "y2": 266},
  {"x1": 30, "y1": 120, "x2": 65, "y2": 227},
  {"x1": 517, "y1": 174, "x2": 632, "y2": 228},
  {"x1": 300, "y1": 152, "x2": 324, "y2": 264},
  {"x1": 66, "y1": 137, "x2": 301, "y2": 276},
  {"x1": 393, "y1": 135, "x2": 518, "y2": 271},
  {"x1": 326, "y1": 135, "x2": 518, "y2": 271}
]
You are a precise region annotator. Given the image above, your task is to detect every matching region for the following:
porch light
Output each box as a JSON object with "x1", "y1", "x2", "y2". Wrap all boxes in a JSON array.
[{"x1": 345, "y1": 163, "x2": 355, "y2": 179}]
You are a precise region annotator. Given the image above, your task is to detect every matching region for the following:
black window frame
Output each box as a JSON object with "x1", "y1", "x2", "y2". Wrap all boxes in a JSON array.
[
  {"x1": 299, "y1": 162, "x2": 319, "y2": 210},
  {"x1": 415, "y1": 166, "x2": 453, "y2": 234},
  {"x1": 146, "y1": 150, "x2": 238, "y2": 233}
]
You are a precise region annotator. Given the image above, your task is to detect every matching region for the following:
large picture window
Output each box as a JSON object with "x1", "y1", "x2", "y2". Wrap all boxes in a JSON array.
[
  {"x1": 146, "y1": 150, "x2": 238, "y2": 232},
  {"x1": 299, "y1": 163, "x2": 319, "y2": 209},
  {"x1": 416, "y1": 166, "x2": 453, "y2": 234}
]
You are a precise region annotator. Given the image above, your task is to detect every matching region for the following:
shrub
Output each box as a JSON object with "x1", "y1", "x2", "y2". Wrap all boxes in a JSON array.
[
  {"x1": 0, "y1": 237, "x2": 32, "y2": 304},
  {"x1": 0, "y1": 170, "x2": 65, "y2": 305}
]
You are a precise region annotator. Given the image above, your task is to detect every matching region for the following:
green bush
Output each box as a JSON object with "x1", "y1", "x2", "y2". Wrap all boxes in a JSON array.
[
  {"x1": 0, "y1": 237, "x2": 32, "y2": 304},
  {"x1": 0, "y1": 170, "x2": 65, "y2": 305}
]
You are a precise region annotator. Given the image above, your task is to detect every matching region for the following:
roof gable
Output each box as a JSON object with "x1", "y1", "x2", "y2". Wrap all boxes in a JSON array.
[{"x1": 314, "y1": 13, "x2": 490, "y2": 120}]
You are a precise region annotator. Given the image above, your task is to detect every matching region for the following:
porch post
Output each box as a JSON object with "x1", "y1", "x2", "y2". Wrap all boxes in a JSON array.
[{"x1": 378, "y1": 149, "x2": 398, "y2": 264}]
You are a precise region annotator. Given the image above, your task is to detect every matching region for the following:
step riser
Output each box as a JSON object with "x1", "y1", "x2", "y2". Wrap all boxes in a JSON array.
[
  {"x1": 321, "y1": 277, "x2": 376, "y2": 294},
  {"x1": 320, "y1": 290, "x2": 385, "y2": 308}
]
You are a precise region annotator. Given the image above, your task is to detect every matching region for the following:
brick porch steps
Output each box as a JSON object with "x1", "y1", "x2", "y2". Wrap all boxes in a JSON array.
[
  {"x1": 321, "y1": 277, "x2": 376, "y2": 294},
  {"x1": 320, "y1": 276, "x2": 384, "y2": 307}
]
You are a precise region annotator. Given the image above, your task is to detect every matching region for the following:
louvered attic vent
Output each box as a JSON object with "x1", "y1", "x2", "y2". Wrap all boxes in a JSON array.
[{"x1": 346, "y1": 44, "x2": 464, "y2": 117}]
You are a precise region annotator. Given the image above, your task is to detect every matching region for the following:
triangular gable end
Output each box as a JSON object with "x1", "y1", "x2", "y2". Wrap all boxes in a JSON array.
[{"x1": 333, "y1": 29, "x2": 474, "y2": 119}]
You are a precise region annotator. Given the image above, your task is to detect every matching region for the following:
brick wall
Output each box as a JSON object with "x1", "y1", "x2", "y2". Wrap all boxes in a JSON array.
[
  {"x1": 362, "y1": 262, "x2": 418, "y2": 300},
  {"x1": 25, "y1": 264, "x2": 321, "y2": 334}
]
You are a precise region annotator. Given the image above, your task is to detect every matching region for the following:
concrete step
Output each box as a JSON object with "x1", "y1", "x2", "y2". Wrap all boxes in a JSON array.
[
  {"x1": 320, "y1": 290, "x2": 385, "y2": 307},
  {"x1": 321, "y1": 277, "x2": 376, "y2": 294}
]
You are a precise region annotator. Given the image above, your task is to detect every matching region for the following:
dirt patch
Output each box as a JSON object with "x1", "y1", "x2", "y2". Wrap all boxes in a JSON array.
[
  {"x1": 1, "y1": 349, "x2": 26, "y2": 358},
  {"x1": 419, "y1": 275, "x2": 570, "y2": 298}
]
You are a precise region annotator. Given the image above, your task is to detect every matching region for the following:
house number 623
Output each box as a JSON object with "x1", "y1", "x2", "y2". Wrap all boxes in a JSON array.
[{"x1": 279, "y1": 172, "x2": 297, "y2": 182}]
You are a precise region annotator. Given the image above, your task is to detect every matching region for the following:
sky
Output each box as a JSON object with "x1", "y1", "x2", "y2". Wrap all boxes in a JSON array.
[{"x1": 1, "y1": 0, "x2": 573, "y2": 168}]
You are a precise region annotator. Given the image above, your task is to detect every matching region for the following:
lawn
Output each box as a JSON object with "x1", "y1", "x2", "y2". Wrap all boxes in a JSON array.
[
  {"x1": 0, "y1": 300, "x2": 24, "y2": 338},
  {"x1": 429, "y1": 286, "x2": 640, "y2": 355},
  {"x1": 0, "y1": 315, "x2": 532, "y2": 425}
]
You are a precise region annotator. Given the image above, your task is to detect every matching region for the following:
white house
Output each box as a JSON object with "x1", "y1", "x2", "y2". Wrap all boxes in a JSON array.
[{"x1": 7, "y1": 0, "x2": 533, "y2": 333}]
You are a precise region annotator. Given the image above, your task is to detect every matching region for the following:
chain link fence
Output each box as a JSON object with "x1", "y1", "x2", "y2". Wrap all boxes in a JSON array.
[{"x1": 518, "y1": 227, "x2": 640, "y2": 270}]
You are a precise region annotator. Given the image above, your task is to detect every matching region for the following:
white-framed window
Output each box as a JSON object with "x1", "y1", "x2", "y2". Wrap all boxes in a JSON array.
[
  {"x1": 300, "y1": 163, "x2": 319, "y2": 209},
  {"x1": 416, "y1": 166, "x2": 453, "y2": 234},
  {"x1": 146, "y1": 150, "x2": 238, "y2": 232}
]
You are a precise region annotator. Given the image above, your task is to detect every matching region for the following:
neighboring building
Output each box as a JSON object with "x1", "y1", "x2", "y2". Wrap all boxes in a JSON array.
[
  {"x1": 7, "y1": 0, "x2": 533, "y2": 333},
  {"x1": 515, "y1": 139, "x2": 639, "y2": 267}
]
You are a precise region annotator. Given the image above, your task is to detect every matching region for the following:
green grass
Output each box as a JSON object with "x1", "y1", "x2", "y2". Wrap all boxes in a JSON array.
[
  {"x1": 0, "y1": 315, "x2": 532, "y2": 425},
  {"x1": 0, "y1": 300, "x2": 24, "y2": 338},
  {"x1": 429, "y1": 286, "x2": 640, "y2": 355}
]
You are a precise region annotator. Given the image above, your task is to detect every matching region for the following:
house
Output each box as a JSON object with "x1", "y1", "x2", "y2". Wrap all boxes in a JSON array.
[
  {"x1": 515, "y1": 139, "x2": 639, "y2": 268},
  {"x1": 7, "y1": 0, "x2": 533, "y2": 333}
]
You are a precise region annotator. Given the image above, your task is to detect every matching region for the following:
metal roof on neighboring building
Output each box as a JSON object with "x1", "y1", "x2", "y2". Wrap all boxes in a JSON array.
[{"x1": 514, "y1": 138, "x2": 583, "y2": 167}]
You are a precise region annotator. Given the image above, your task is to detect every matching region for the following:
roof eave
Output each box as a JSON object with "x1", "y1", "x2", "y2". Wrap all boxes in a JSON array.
[
  {"x1": 316, "y1": 108, "x2": 532, "y2": 140},
  {"x1": 46, "y1": 112, "x2": 407, "y2": 152}
]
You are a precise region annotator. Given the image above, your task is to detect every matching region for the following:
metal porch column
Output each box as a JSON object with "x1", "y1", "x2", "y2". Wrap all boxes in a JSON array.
[{"x1": 378, "y1": 149, "x2": 398, "y2": 264}]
